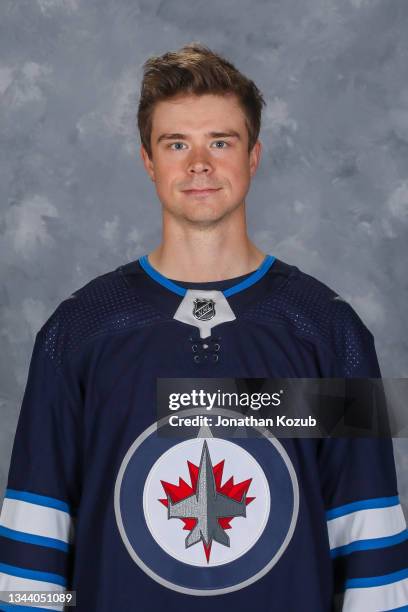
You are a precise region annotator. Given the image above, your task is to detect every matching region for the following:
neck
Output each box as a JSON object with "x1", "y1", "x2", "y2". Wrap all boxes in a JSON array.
[{"x1": 147, "y1": 204, "x2": 266, "y2": 282}]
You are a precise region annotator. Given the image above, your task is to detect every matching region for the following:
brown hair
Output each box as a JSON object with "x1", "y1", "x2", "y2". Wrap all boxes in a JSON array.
[{"x1": 137, "y1": 42, "x2": 266, "y2": 160}]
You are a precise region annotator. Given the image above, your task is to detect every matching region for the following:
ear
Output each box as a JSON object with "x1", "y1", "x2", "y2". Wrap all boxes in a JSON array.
[
  {"x1": 249, "y1": 140, "x2": 262, "y2": 178},
  {"x1": 140, "y1": 145, "x2": 155, "y2": 182}
]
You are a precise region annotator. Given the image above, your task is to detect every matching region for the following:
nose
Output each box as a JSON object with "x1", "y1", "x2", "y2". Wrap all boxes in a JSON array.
[
  {"x1": 187, "y1": 149, "x2": 213, "y2": 174},
  {"x1": 189, "y1": 164, "x2": 210, "y2": 174}
]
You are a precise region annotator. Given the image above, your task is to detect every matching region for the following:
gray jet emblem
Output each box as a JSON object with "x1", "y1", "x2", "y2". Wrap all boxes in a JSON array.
[{"x1": 165, "y1": 441, "x2": 248, "y2": 557}]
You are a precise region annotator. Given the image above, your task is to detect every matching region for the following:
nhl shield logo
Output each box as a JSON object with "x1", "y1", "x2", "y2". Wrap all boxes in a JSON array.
[
  {"x1": 193, "y1": 298, "x2": 216, "y2": 321},
  {"x1": 114, "y1": 409, "x2": 299, "y2": 595}
]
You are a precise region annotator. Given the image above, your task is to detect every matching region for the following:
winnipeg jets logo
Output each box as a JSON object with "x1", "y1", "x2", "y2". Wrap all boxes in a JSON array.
[
  {"x1": 114, "y1": 410, "x2": 299, "y2": 595},
  {"x1": 192, "y1": 298, "x2": 216, "y2": 321},
  {"x1": 159, "y1": 440, "x2": 254, "y2": 562}
]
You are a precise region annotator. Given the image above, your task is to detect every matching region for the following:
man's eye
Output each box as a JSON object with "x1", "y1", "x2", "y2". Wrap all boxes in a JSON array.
[
  {"x1": 169, "y1": 142, "x2": 187, "y2": 150},
  {"x1": 168, "y1": 141, "x2": 229, "y2": 150}
]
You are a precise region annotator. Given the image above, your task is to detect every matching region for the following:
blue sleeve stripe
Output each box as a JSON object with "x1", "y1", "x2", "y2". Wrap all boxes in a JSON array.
[
  {"x1": 326, "y1": 495, "x2": 400, "y2": 520},
  {"x1": 223, "y1": 255, "x2": 276, "y2": 297},
  {"x1": 0, "y1": 562, "x2": 66, "y2": 587},
  {"x1": 0, "y1": 603, "x2": 63, "y2": 611},
  {"x1": 345, "y1": 567, "x2": 408, "y2": 589},
  {"x1": 5, "y1": 490, "x2": 71, "y2": 515},
  {"x1": 0, "y1": 526, "x2": 69, "y2": 553},
  {"x1": 387, "y1": 606, "x2": 408, "y2": 611},
  {"x1": 330, "y1": 529, "x2": 408, "y2": 558}
]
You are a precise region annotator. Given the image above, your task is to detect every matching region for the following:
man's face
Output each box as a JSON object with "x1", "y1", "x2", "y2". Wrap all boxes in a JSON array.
[{"x1": 140, "y1": 93, "x2": 261, "y2": 226}]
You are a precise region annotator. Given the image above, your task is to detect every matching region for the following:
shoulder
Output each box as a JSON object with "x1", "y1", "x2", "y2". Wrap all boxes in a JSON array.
[
  {"x1": 37, "y1": 262, "x2": 165, "y2": 367},
  {"x1": 246, "y1": 258, "x2": 377, "y2": 376}
]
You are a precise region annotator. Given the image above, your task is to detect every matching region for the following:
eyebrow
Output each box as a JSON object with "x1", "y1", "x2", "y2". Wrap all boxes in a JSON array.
[{"x1": 156, "y1": 130, "x2": 241, "y2": 144}]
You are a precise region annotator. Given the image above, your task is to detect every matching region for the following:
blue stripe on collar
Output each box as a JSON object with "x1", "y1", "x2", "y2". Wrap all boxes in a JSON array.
[
  {"x1": 139, "y1": 255, "x2": 186, "y2": 296},
  {"x1": 138, "y1": 254, "x2": 276, "y2": 298},
  {"x1": 223, "y1": 255, "x2": 275, "y2": 297}
]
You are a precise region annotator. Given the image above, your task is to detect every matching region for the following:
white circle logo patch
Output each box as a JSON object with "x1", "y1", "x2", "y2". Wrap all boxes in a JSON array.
[
  {"x1": 143, "y1": 437, "x2": 270, "y2": 566},
  {"x1": 114, "y1": 412, "x2": 299, "y2": 595}
]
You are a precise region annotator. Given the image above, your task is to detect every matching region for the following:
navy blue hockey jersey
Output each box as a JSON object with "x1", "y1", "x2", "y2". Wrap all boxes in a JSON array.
[{"x1": 0, "y1": 254, "x2": 407, "y2": 611}]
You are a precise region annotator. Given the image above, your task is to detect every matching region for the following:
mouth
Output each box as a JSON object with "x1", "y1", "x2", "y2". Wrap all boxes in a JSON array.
[{"x1": 182, "y1": 188, "x2": 221, "y2": 197}]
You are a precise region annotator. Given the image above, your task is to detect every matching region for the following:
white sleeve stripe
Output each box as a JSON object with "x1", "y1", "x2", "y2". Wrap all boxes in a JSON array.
[
  {"x1": 327, "y1": 504, "x2": 407, "y2": 550},
  {"x1": 342, "y1": 576, "x2": 408, "y2": 611},
  {"x1": 0, "y1": 571, "x2": 65, "y2": 611},
  {"x1": 326, "y1": 496, "x2": 399, "y2": 520},
  {"x1": 0, "y1": 499, "x2": 73, "y2": 545},
  {"x1": 5, "y1": 489, "x2": 71, "y2": 515}
]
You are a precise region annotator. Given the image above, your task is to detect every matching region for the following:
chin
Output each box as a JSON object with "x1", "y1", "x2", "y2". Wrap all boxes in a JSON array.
[
  {"x1": 179, "y1": 198, "x2": 242, "y2": 221},
  {"x1": 161, "y1": 193, "x2": 243, "y2": 224},
  {"x1": 184, "y1": 209, "x2": 235, "y2": 227}
]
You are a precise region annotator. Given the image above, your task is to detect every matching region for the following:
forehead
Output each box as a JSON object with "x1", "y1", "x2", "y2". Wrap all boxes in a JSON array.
[{"x1": 151, "y1": 93, "x2": 247, "y2": 133}]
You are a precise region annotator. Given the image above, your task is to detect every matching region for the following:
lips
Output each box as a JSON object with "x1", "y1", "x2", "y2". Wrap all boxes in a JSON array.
[{"x1": 182, "y1": 188, "x2": 221, "y2": 194}]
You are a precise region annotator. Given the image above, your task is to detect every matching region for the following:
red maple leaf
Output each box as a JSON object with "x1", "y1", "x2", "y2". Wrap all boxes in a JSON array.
[{"x1": 159, "y1": 458, "x2": 254, "y2": 561}]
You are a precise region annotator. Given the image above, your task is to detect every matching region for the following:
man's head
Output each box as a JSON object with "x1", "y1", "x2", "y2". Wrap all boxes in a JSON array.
[{"x1": 137, "y1": 43, "x2": 266, "y2": 227}]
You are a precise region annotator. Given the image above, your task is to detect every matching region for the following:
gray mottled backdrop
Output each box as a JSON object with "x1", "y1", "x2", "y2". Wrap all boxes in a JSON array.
[{"x1": 1, "y1": 1, "x2": 407, "y2": 517}]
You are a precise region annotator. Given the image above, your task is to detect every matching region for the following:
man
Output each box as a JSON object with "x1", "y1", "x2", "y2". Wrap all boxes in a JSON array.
[{"x1": 0, "y1": 43, "x2": 407, "y2": 611}]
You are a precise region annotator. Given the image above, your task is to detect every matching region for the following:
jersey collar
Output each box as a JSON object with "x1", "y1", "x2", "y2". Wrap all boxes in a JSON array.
[{"x1": 138, "y1": 254, "x2": 276, "y2": 297}]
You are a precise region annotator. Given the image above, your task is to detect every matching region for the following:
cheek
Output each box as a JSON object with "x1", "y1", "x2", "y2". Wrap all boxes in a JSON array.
[
  {"x1": 223, "y1": 151, "x2": 249, "y2": 174},
  {"x1": 155, "y1": 162, "x2": 180, "y2": 187},
  {"x1": 225, "y1": 160, "x2": 250, "y2": 188}
]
